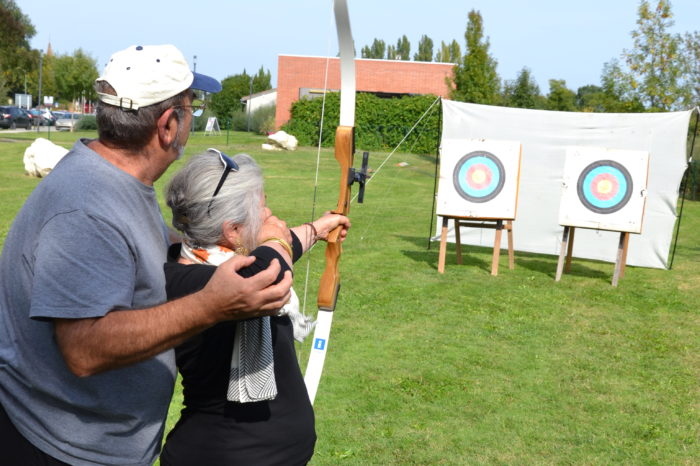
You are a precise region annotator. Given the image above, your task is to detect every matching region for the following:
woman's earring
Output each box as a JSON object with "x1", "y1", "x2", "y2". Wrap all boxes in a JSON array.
[{"x1": 233, "y1": 239, "x2": 249, "y2": 256}]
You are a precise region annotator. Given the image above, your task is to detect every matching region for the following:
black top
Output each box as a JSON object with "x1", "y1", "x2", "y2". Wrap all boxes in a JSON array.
[{"x1": 160, "y1": 236, "x2": 315, "y2": 466}]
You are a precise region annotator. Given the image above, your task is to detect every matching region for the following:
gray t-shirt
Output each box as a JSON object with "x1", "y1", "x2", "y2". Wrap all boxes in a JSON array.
[{"x1": 0, "y1": 139, "x2": 175, "y2": 465}]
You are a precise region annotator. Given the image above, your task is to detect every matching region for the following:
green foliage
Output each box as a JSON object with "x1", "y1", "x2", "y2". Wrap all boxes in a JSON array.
[
  {"x1": 0, "y1": 0, "x2": 35, "y2": 99},
  {"x1": 413, "y1": 35, "x2": 434, "y2": 62},
  {"x1": 52, "y1": 49, "x2": 98, "y2": 102},
  {"x1": 683, "y1": 31, "x2": 700, "y2": 106},
  {"x1": 450, "y1": 10, "x2": 501, "y2": 104},
  {"x1": 435, "y1": 40, "x2": 461, "y2": 64},
  {"x1": 395, "y1": 35, "x2": 411, "y2": 61},
  {"x1": 75, "y1": 114, "x2": 97, "y2": 131},
  {"x1": 210, "y1": 67, "x2": 271, "y2": 122},
  {"x1": 621, "y1": 0, "x2": 688, "y2": 110},
  {"x1": 361, "y1": 39, "x2": 386, "y2": 59},
  {"x1": 502, "y1": 67, "x2": 544, "y2": 109},
  {"x1": 226, "y1": 105, "x2": 276, "y2": 134},
  {"x1": 546, "y1": 79, "x2": 577, "y2": 111},
  {"x1": 283, "y1": 93, "x2": 440, "y2": 154}
]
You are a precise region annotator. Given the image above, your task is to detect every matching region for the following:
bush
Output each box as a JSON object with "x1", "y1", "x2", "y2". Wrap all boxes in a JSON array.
[
  {"x1": 282, "y1": 93, "x2": 442, "y2": 154},
  {"x1": 76, "y1": 114, "x2": 97, "y2": 131}
]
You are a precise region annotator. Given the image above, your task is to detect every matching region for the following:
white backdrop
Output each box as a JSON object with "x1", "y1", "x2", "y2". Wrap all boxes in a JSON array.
[{"x1": 436, "y1": 100, "x2": 693, "y2": 269}]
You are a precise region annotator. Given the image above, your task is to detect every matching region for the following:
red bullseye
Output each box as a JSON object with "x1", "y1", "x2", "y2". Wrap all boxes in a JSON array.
[
  {"x1": 590, "y1": 173, "x2": 619, "y2": 201},
  {"x1": 466, "y1": 163, "x2": 492, "y2": 190}
]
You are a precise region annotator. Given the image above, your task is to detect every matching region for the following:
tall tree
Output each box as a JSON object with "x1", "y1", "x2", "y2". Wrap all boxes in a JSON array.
[
  {"x1": 210, "y1": 68, "x2": 271, "y2": 119},
  {"x1": 501, "y1": 67, "x2": 542, "y2": 109},
  {"x1": 599, "y1": 59, "x2": 645, "y2": 112},
  {"x1": 386, "y1": 45, "x2": 397, "y2": 60},
  {"x1": 361, "y1": 39, "x2": 386, "y2": 59},
  {"x1": 546, "y1": 79, "x2": 576, "y2": 111},
  {"x1": 435, "y1": 40, "x2": 461, "y2": 64},
  {"x1": 53, "y1": 49, "x2": 98, "y2": 104},
  {"x1": 683, "y1": 31, "x2": 700, "y2": 106},
  {"x1": 395, "y1": 35, "x2": 411, "y2": 61},
  {"x1": 414, "y1": 35, "x2": 434, "y2": 62},
  {"x1": 450, "y1": 10, "x2": 500, "y2": 104},
  {"x1": 622, "y1": 0, "x2": 688, "y2": 110},
  {"x1": 0, "y1": 0, "x2": 36, "y2": 99}
]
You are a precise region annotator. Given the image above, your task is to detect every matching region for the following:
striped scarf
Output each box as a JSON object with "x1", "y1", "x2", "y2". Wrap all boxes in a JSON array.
[{"x1": 181, "y1": 241, "x2": 314, "y2": 403}]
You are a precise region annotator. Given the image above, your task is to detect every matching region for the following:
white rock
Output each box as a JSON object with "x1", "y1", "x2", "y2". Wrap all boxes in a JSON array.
[{"x1": 23, "y1": 138, "x2": 69, "y2": 178}]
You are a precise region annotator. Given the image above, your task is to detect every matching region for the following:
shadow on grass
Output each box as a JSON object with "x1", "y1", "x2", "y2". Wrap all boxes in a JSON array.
[{"x1": 395, "y1": 234, "x2": 616, "y2": 282}]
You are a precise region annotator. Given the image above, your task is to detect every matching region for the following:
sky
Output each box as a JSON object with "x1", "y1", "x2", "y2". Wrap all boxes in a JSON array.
[{"x1": 17, "y1": 0, "x2": 700, "y2": 93}]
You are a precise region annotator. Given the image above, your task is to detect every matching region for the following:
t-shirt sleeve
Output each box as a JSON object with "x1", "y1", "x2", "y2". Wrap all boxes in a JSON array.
[{"x1": 30, "y1": 210, "x2": 137, "y2": 320}]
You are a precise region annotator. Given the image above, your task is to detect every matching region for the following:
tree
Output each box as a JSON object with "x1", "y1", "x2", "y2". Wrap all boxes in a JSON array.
[
  {"x1": 53, "y1": 49, "x2": 98, "y2": 105},
  {"x1": 622, "y1": 0, "x2": 688, "y2": 110},
  {"x1": 546, "y1": 79, "x2": 576, "y2": 111},
  {"x1": 414, "y1": 35, "x2": 434, "y2": 62},
  {"x1": 450, "y1": 10, "x2": 500, "y2": 104},
  {"x1": 683, "y1": 31, "x2": 700, "y2": 106},
  {"x1": 435, "y1": 40, "x2": 461, "y2": 64},
  {"x1": 0, "y1": 0, "x2": 36, "y2": 99},
  {"x1": 395, "y1": 35, "x2": 411, "y2": 61},
  {"x1": 361, "y1": 39, "x2": 386, "y2": 59},
  {"x1": 386, "y1": 45, "x2": 397, "y2": 60},
  {"x1": 210, "y1": 67, "x2": 271, "y2": 120},
  {"x1": 502, "y1": 67, "x2": 543, "y2": 109},
  {"x1": 599, "y1": 59, "x2": 645, "y2": 112}
]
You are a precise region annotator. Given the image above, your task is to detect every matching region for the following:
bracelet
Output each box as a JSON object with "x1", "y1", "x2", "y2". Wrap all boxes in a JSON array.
[
  {"x1": 304, "y1": 222, "x2": 318, "y2": 241},
  {"x1": 262, "y1": 237, "x2": 293, "y2": 258}
]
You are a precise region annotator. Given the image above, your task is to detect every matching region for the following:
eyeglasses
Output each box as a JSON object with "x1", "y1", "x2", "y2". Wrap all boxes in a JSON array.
[
  {"x1": 207, "y1": 148, "x2": 239, "y2": 215},
  {"x1": 174, "y1": 103, "x2": 206, "y2": 117}
]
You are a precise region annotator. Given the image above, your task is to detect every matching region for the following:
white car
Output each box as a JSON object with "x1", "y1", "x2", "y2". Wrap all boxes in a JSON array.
[{"x1": 55, "y1": 113, "x2": 83, "y2": 131}]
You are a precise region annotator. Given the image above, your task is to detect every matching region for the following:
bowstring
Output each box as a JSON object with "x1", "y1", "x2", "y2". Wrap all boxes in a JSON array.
[{"x1": 299, "y1": 4, "x2": 335, "y2": 351}]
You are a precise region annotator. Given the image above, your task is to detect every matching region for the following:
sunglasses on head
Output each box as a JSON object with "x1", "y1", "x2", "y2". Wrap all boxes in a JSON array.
[{"x1": 207, "y1": 148, "x2": 239, "y2": 215}]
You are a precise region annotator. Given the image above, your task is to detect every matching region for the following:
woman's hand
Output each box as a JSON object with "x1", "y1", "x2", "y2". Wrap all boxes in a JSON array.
[{"x1": 313, "y1": 212, "x2": 351, "y2": 242}]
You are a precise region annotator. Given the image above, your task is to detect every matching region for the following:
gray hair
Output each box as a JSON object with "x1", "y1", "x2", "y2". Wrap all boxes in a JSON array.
[
  {"x1": 166, "y1": 151, "x2": 264, "y2": 250},
  {"x1": 95, "y1": 81, "x2": 189, "y2": 151}
]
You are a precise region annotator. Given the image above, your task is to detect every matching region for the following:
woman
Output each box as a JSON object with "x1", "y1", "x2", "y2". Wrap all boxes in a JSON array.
[{"x1": 159, "y1": 148, "x2": 350, "y2": 465}]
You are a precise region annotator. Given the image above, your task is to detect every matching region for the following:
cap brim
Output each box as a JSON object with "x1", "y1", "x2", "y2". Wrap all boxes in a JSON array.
[{"x1": 191, "y1": 72, "x2": 222, "y2": 93}]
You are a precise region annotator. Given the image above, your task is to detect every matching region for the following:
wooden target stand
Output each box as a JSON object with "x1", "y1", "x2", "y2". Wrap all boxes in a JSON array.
[
  {"x1": 437, "y1": 216, "x2": 514, "y2": 276},
  {"x1": 555, "y1": 226, "x2": 631, "y2": 287}
]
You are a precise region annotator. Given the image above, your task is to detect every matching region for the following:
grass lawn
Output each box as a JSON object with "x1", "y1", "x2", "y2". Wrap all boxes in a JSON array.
[{"x1": 1, "y1": 127, "x2": 698, "y2": 464}]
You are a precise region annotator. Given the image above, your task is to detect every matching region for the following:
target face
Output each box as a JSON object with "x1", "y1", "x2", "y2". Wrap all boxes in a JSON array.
[
  {"x1": 576, "y1": 160, "x2": 633, "y2": 214},
  {"x1": 559, "y1": 146, "x2": 649, "y2": 233},
  {"x1": 453, "y1": 151, "x2": 506, "y2": 203}
]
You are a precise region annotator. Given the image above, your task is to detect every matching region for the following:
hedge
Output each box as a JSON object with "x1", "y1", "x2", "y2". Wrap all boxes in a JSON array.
[{"x1": 282, "y1": 93, "x2": 442, "y2": 155}]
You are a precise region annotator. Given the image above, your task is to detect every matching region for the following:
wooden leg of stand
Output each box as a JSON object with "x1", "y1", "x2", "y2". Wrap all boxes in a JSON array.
[
  {"x1": 555, "y1": 226, "x2": 570, "y2": 282},
  {"x1": 612, "y1": 232, "x2": 630, "y2": 286},
  {"x1": 564, "y1": 227, "x2": 575, "y2": 273},
  {"x1": 454, "y1": 219, "x2": 463, "y2": 265},
  {"x1": 507, "y1": 220, "x2": 514, "y2": 270},
  {"x1": 491, "y1": 221, "x2": 503, "y2": 276},
  {"x1": 438, "y1": 216, "x2": 448, "y2": 274}
]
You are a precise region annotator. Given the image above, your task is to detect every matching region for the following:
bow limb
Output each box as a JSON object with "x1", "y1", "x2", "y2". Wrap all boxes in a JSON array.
[{"x1": 305, "y1": 0, "x2": 356, "y2": 405}]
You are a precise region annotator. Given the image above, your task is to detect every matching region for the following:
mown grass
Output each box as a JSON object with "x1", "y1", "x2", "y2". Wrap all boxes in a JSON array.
[{"x1": 1, "y1": 128, "x2": 698, "y2": 464}]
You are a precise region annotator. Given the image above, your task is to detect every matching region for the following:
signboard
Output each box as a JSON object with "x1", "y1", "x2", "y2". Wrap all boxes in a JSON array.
[
  {"x1": 437, "y1": 138, "x2": 522, "y2": 219},
  {"x1": 558, "y1": 146, "x2": 649, "y2": 233},
  {"x1": 204, "y1": 117, "x2": 220, "y2": 135}
]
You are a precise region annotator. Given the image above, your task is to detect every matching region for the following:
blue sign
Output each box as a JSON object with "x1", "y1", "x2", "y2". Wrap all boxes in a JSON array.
[{"x1": 313, "y1": 338, "x2": 326, "y2": 351}]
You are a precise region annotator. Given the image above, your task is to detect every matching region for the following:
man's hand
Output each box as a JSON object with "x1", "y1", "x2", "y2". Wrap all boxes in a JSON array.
[{"x1": 202, "y1": 256, "x2": 292, "y2": 322}]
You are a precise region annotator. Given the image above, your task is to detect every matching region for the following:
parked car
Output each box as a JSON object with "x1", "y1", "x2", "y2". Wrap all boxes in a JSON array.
[
  {"x1": 0, "y1": 106, "x2": 33, "y2": 129},
  {"x1": 55, "y1": 113, "x2": 83, "y2": 131},
  {"x1": 28, "y1": 108, "x2": 55, "y2": 126}
]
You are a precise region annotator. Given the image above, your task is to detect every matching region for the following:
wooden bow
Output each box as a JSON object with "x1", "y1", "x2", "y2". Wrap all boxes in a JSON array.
[{"x1": 304, "y1": 0, "x2": 368, "y2": 404}]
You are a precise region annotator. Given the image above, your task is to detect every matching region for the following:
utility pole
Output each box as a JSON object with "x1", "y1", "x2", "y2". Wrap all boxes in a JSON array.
[{"x1": 38, "y1": 50, "x2": 43, "y2": 108}]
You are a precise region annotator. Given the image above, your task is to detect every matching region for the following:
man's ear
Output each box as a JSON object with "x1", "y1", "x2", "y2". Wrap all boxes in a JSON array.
[{"x1": 157, "y1": 108, "x2": 179, "y2": 148}]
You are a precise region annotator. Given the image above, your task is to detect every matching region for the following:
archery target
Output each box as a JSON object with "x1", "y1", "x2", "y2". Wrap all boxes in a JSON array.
[
  {"x1": 453, "y1": 151, "x2": 506, "y2": 203},
  {"x1": 437, "y1": 139, "x2": 521, "y2": 219},
  {"x1": 559, "y1": 147, "x2": 649, "y2": 233}
]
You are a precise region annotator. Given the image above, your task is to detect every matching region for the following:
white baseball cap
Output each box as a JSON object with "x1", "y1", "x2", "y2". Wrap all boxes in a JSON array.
[{"x1": 96, "y1": 44, "x2": 221, "y2": 110}]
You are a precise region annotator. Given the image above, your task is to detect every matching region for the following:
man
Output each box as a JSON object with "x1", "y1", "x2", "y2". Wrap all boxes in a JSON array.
[{"x1": 0, "y1": 44, "x2": 292, "y2": 465}]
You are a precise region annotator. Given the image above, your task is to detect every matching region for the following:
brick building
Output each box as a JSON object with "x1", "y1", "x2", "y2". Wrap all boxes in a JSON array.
[{"x1": 275, "y1": 54, "x2": 456, "y2": 129}]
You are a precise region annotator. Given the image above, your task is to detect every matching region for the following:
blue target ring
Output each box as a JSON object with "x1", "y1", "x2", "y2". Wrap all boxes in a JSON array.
[
  {"x1": 452, "y1": 151, "x2": 505, "y2": 203},
  {"x1": 576, "y1": 160, "x2": 633, "y2": 214}
]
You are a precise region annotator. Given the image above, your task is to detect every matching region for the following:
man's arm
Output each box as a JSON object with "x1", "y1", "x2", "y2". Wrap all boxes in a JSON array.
[{"x1": 55, "y1": 256, "x2": 292, "y2": 377}]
